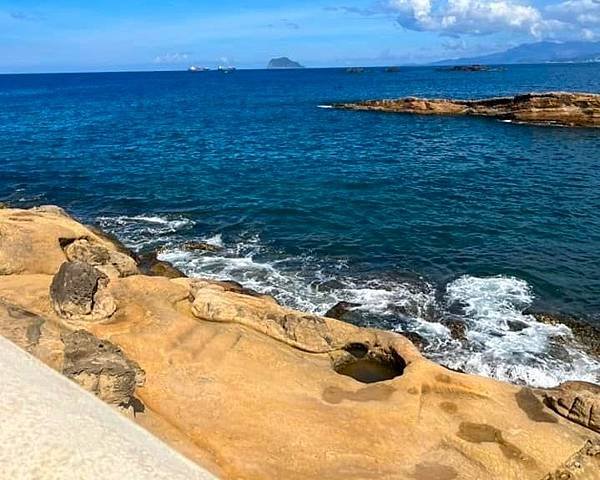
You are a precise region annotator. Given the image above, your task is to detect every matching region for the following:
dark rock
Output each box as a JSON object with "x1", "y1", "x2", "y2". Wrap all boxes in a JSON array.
[
  {"x1": 49, "y1": 261, "x2": 116, "y2": 320},
  {"x1": 61, "y1": 330, "x2": 145, "y2": 408},
  {"x1": 542, "y1": 381, "x2": 600, "y2": 433},
  {"x1": 138, "y1": 251, "x2": 186, "y2": 279},
  {"x1": 183, "y1": 241, "x2": 222, "y2": 253},
  {"x1": 507, "y1": 320, "x2": 529, "y2": 332},
  {"x1": 441, "y1": 318, "x2": 468, "y2": 341},
  {"x1": 212, "y1": 280, "x2": 275, "y2": 302},
  {"x1": 0, "y1": 202, "x2": 8, "y2": 209},
  {"x1": 401, "y1": 331, "x2": 429, "y2": 351},
  {"x1": 528, "y1": 311, "x2": 600, "y2": 357},
  {"x1": 313, "y1": 279, "x2": 346, "y2": 292},
  {"x1": 325, "y1": 301, "x2": 362, "y2": 320}
]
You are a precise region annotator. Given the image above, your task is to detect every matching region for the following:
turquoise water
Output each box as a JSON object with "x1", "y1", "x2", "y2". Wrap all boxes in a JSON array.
[{"x1": 1, "y1": 65, "x2": 599, "y2": 386}]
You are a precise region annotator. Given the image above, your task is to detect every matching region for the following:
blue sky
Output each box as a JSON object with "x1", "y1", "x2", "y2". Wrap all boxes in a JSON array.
[{"x1": 0, "y1": 0, "x2": 598, "y2": 72}]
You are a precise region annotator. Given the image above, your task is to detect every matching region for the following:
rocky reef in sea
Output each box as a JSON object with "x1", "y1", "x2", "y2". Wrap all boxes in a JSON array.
[
  {"x1": 332, "y1": 92, "x2": 600, "y2": 127},
  {"x1": 1, "y1": 205, "x2": 599, "y2": 479}
]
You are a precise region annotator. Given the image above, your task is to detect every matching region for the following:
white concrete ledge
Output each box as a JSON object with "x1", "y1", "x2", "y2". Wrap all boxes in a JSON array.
[{"x1": 0, "y1": 336, "x2": 217, "y2": 479}]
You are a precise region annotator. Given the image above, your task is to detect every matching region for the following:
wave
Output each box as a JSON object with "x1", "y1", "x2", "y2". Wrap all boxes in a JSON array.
[
  {"x1": 97, "y1": 214, "x2": 600, "y2": 388},
  {"x1": 96, "y1": 214, "x2": 195, "y2": 250}
]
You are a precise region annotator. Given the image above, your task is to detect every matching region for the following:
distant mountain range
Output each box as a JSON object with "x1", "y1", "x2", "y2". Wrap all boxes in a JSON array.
[
  {"x1": 434, "y1": 41, "x2": 600, "y2": 65},
  {"x1": 267, "y1": 57, "x2": 304, "y2": 69}
]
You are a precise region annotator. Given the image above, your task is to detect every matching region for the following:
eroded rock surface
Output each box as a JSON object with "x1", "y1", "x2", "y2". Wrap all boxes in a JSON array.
[
  {"x1": 543, "y1": 381, "x2": 600, "y2": 434},
  {"x1": 1, "y1": 206, "x2": 600, "y2": 480},
  {"x1": 333, "y1": 92, "x2": 600, "y2": 127},
  {"x1": 62, "y1": 329, "x2": 145, "y2": 407}
]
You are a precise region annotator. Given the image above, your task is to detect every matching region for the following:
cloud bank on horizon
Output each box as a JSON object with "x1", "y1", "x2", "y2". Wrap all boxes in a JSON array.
[
  {"x1": 0, "y1": 0, "x2": 598, "y2": 72},
  {"x1": 371, "y1": 0, "x2": 599, "y2": 39}
]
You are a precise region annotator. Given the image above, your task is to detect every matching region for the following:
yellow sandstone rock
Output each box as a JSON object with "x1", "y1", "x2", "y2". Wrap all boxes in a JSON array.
[{"x1": 0, "y1": 206, "x2": 599, "y2": 479}]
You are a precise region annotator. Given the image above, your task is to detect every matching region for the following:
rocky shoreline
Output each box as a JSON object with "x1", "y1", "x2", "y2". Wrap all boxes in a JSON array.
[
  {"x1": 332, "y1": 92, "x2": 600, "y2": 127},
  {"x1": 1, "y1": 205, "x2": 600, "y2": 478}
]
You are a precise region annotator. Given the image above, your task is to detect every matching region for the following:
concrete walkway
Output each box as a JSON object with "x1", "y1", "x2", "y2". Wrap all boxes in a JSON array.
[{"x1": 0, "y1": 336, "x2": 217, "y2": 479}]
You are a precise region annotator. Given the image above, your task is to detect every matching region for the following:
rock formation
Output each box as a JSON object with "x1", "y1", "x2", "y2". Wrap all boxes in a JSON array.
[
  {"x1": 267, "y1": 57, "x2": 304, "y2": 69},
  {"x1": 1, "y1": 205, "x2": 599, "y2": 479},
  {"x1": 332, "y1": 92, "x2": 600, "y2": 127}
]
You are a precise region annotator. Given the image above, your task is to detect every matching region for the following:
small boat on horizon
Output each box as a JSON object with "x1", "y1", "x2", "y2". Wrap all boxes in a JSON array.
[
  {"x1": 188, "y1": 66, "x2": 210, "y2": 72},
  {"x1": 218, "y1": 66, "x2": 237, "y2": 74}
]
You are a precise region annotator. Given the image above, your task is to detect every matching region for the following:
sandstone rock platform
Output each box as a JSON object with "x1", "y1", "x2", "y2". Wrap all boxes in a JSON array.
[
  {"x1": 0, "y1": 206, "x2": 599, "y2": 479},
  {"x1": 332, "y1": 92, "x2": 600, "y2": 127}
]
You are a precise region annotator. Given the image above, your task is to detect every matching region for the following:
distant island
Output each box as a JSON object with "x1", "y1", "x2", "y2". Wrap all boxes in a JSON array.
[{"x1": 267, "y1": 57, "x2": 304, "y2": 69}]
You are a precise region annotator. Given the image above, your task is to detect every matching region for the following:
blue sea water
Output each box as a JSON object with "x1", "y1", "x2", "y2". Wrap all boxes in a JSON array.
[{"x1": 1, "y1": 65, "x2": 599, "y2": 386}]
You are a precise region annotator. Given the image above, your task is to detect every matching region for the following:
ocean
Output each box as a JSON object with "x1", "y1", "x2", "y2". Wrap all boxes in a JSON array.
[{"x1": 1, "y1": 64, "x2": 599, "y2": 387}]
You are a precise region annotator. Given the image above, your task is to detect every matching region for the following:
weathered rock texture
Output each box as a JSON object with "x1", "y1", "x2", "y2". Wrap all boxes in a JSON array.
[
  {"x1": 333, "y1": 92, "x2": 600, "y2": 127},
  {"x1": 1, "y1": 206, "x2": 600, "y2": 479}
]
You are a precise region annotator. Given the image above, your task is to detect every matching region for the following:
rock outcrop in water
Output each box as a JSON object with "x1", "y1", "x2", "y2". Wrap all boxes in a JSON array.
[
  {"x1": 332, "y1": 92, "x2": 600, "y2": 127},
  {"x1": 1, "y1": 206, "x2": 600, "y2": 479}
]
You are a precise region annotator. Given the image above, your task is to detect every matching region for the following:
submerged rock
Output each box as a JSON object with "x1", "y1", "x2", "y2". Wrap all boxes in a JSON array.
[
  {"x1": 183, "y1": 241, "x2": 222, "y2": 253},
  {"x1": 332, "y1": 92, "x2": 600, "y2": 127},
  {"x1": 529, "y1": 311, "x2": 600, "y2": 357}
]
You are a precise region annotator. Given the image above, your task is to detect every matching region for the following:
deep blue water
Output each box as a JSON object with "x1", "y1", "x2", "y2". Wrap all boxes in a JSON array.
[{"x1": 1, "y1": 65, "x2": 599, "y2": 386}]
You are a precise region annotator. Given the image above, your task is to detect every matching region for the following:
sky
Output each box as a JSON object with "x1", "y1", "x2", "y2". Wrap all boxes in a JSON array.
[{"x1": 0, "y1": 0, "x2": 598, "y2": 72}]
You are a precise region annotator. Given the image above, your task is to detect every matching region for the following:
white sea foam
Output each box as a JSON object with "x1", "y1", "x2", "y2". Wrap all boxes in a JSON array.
[
  {"x1": 317, "y1": 105, "x2": 333, "y2": 109},
  {"x1": 437, "y1": 275, "x2": 600, "y2": 387},
  {"x1": 96, "y1": 214, "x2": 195, "y2": 250},
  {"x1": 97, "y1": 214, "x2": 600, "y2": 388}
]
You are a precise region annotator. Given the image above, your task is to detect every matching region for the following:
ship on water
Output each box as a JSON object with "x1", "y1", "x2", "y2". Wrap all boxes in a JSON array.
[{"x1": 188, "y1": 65, "x2": 210, "y2": 72}]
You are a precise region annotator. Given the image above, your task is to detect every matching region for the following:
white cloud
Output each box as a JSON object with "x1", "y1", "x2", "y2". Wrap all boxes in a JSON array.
[
  {"x1": 546, "y1": 0, "x2": 600, "y2": 26},
  {"x1": 386, "y1": 0, "x2": 544, "y2": 35},
  {"x1": 153, "y1": 52, "x2": 190, "y2": 64},
  {"x1": 332, "y1": 0, "x2": 600, "y2": 39}
]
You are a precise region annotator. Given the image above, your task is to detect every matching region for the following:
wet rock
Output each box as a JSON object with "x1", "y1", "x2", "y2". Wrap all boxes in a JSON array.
[
  {"x1": 441, "y1": 318, "x2": 467, "y2": 341},
  {"x1": 543, "y1": 381, "x2": 600, "y2": 433},
  {"x1": 529, "y1": 311, "x2": 600, "y2": 357},
  {"x1": 401, "y1": 331, "x2": 429, "y2": 351},
  {"x1": 325, "y1": 301, "x2": 362, "y2": 320},
  {"x1": 313, "y1": 279, "x2": 346, "y2": 292},
  {"x1": 138, "y1": 251, "x2": 186, "y2": 279},
  {"x1": 49, "y1": 261, "x2": 116, "y2": 321},
  {"x1": 0, "y1": 202, "x2": 8, "y2": 209},
  {"x1": 183, "y1": 241, "x2": 222, "y2": 253},
  {"x1": 61, "y1": 330, "x2": 145, "y2": 407},
  {"x1": 507, "y1": 320, "x2": 529, "y2": 332},
  {"x1": 63, "y1": 238, "x2": 138, "y2": 278}
]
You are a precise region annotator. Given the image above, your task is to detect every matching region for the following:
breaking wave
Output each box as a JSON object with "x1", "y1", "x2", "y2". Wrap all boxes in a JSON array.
[{"x1": 96, "y1": 214, "x2": 600, "y2": 388}]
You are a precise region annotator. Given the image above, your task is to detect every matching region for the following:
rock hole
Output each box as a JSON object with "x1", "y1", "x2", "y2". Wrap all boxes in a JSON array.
[
  {"x1": 335, "y1": 349, "x2": 406, "y2": 384},
  {"x1": 343, "y1": 343, "x2": 368, "y2": 358}
]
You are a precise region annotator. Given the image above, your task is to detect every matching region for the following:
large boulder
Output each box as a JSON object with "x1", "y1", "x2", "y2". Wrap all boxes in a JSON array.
[
  {"x1": 63, "y1": 238, "x2": 138, "y2": 278},
  {"x1": 49, "y1": 261, "x2": 116, "y2": 321}
]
